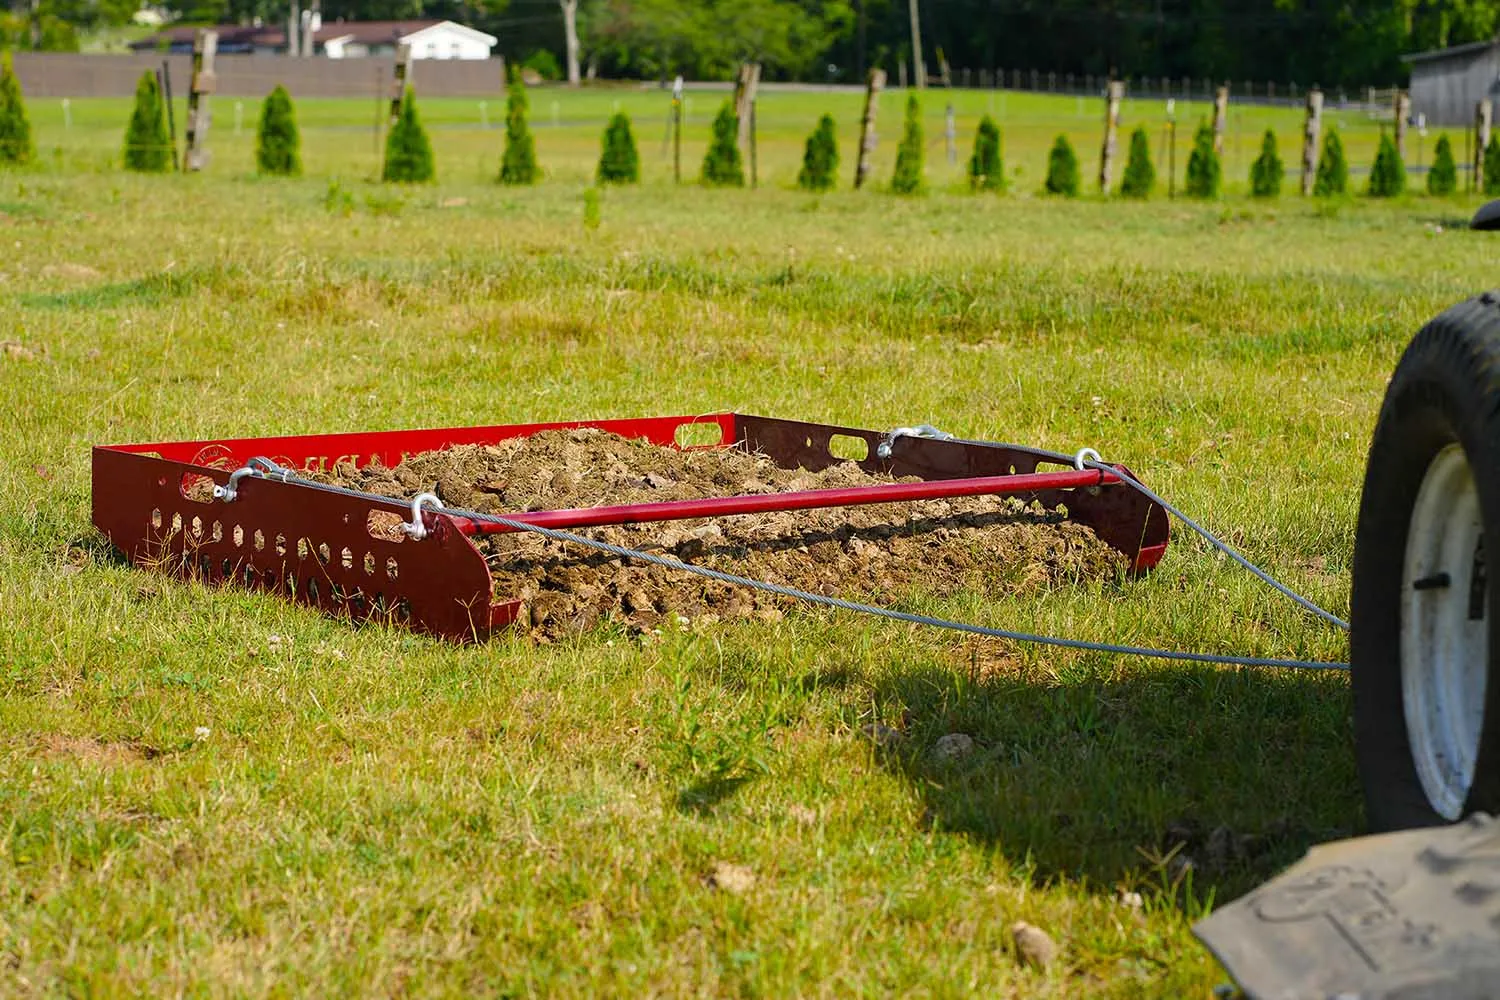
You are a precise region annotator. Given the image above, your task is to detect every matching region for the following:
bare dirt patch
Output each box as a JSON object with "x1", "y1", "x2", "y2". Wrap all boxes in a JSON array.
[
  {"x1": 38, "y1": 735, "x2": 149, "y2": 764},
  {"x1": 321, "y1": 429, "x2": 1125, "y2": 640}
]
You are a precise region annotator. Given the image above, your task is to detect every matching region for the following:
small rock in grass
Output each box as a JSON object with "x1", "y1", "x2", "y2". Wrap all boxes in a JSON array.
[
  {"x1": 1117, "y1": 890, "x2": 1143, "y2": 911},
  {"x1": 706, "y1": 861, "x2": 756, "y2": 894},
  {"x1": 1205, "y1": 824, "x2": 1240, "y2": 872},
  {"x1": 644, "y1": 471, "x2": 673, "y2": 489},
  {"x1": 860, "y1": 723, "x2": 903, "y2": 749},
  {"x1": 1010, "y1": 921, "x2": 1057, "y2": 970},
  {"x1": 930, "y1": 733, "x2": 975, "y2": 761}
]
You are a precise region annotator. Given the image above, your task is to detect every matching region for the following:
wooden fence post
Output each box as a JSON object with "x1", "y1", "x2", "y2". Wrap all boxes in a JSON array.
[
  {"x1": 1476, "y1": 99, "x2": 1492, "y2": 193},
  {"x1": 733, "y1": 61, "x2": 760, "y2": 153},
  {"x1": 1394, "y1": 89, "x2": 1410, "y2": 160},
  {"x1": 183, "y1": 29, "x2": 217, "y2": 172},
  {"x1": 1211, "y1": 84, "x2": 1228, "y2": 155},
  {"x1": 854, "y1": 68, "x2": 886, "y2": 190},
  {"x1": 1301, "y1": 88, "x2": 1323, "y2": 195},
  {"x1": 1099, "y1": 79, "x2": 1122, "y2": 192},
  {"x1": 389, "y1": 43, "x2": 411, "y2": 126},
  {"x1": 944, "y1": 102, "x2": 956, "y2": 165}
]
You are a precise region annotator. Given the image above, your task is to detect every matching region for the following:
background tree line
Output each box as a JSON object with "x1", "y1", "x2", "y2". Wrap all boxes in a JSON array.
[{"x1": 5, "y1": 0, "x2": 1499, "y2": 89}]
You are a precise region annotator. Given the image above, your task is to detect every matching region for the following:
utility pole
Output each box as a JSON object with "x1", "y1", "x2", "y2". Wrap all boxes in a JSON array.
[
  {"x1": 559, "y1": 0, "x2": 580, "y2": 86},
  {"x1": 908, "y1": 0, "x2": 925, "y2": 89}
]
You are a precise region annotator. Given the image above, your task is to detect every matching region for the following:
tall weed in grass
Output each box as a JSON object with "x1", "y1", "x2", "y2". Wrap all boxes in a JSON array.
[{"x1": 1485, "y1": 134, "x2": 1500, "y2": 195}]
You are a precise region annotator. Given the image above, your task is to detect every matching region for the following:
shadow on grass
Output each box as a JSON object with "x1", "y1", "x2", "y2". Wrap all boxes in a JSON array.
[
  {"x1": 869, "y1": 657, "x2": 1358, "y2": 902},
  {"x1": 19, "y1": 270, "x2": 209, "y2": 311},
  {"x1": 677, "y1": 775, "x2": 753, "y2": 815}
]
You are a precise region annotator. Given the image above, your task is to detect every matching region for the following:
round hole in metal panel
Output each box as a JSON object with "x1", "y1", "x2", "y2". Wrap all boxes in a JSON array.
[
  {"x1": 221, "y1": 557, "x2": 233, "y2": 577},
  {"x1": 171, "y1": 512, "x2": 183, "y2": 535},
  {"x1": 297, "y1": 538, "x2": 310, "y2": 560},
  {"x1": 386, "y1": 557, "x2": 399, "y2": 581},
  {"x1": 363, "y1": 552, "x2": 376, "y2": 575},
  {"x1": 318, "y1": 542, "x2": 331, "y2": 563},
  {"x1": 307, "y1": 577, "x2": 320, "y2": 602},
  {"x1": 233, "y1": 524, "x2": 244, "y2": 547},
  {"x1": 211, "y1": 520, "x2": 223, "y2": 543},
  {"x1": 340, "y1": 547, "x2": 354, "y2": 570},
  {"x1": 150, "y1": 508, "x2": 162, "y2": 530},
  {"x1": 274, "y1": 534, "x2": 288, "y2": 557},
  {"x1": 253, "y1": 529, "x2": 265, "y2": 552},
  {"x1": 190, "y1": 516, "x2": 203, "y2": 540}
]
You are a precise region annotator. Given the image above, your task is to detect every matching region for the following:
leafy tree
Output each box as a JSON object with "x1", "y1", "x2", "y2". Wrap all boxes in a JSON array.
[
  {"x1": 1250, "y1": 129, "x2": 1282, "y2": 197},
  {"x1": 1485, "y1": 134, "x2": 1500, "y2": 195},
  {"x1": 700, "y1": 101, "x2": 744, "y2": 186},
  {"x1": 1044, "y1": 134, "x2": 1079, "y2": 196},
  {"x1": 1367, "y1": 131, "x2": 1406, "y2": 196},
  {"x1": 383, "y1": 87, "x2": 434, "y2": 183},
  {"x1": 797, "y1": 113, "x2": 838, "y2": 192},
  {"x1": 1119, "y1": 125, "x2": 1154, "y2": 197},
  {"x1": 0, "y1": 52, "x2": 33, "y2": 166},
  {"x1": 1428, "y1": 134, "x2": 1456, "y2": 195},
  {"x1": 967, "y1": 114, "x2": 1002, "y2": 192},
  {"x1": 499, "y1": 69, "x2": 539, "y2": 185},
  {"x1": 597, "y1": 112, "x2": 639, "y2": 184},
  {"x1": 1184, "y1": 121, "x2": 1220, "y2": 198},
  {"x1": 255, "y1": 85, "x2": 301, "y2": 177},
  {"x1": 890, "y1": 94, "x2": 923, "y2": 194},
  {"x1": 1314, "y1": 127, "x2": 1349, "y2": 197},
  {"x1": 123, "y1": 70, "x2": 171, "y2": 173}
]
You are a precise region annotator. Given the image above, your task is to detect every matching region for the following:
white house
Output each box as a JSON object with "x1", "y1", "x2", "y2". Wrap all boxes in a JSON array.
[{"x1": 321, "y1": 20, "x2": 498, "y2": 60}]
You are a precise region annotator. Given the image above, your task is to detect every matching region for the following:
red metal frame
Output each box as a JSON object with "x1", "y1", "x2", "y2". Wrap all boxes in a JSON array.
[{"x1": 91, "y1": 413, "x2": 1170, "y2": 642}]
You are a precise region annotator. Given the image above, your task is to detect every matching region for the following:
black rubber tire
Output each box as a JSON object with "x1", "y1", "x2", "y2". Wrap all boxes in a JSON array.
[{"x1": 1352, "y1": 293, "x2": 1500, "y2": 832}]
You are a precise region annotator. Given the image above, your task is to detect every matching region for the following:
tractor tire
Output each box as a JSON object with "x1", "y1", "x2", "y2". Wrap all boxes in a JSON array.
[{"x1": 1352, "y1": 293, "x2": 1500, "y2": 831}]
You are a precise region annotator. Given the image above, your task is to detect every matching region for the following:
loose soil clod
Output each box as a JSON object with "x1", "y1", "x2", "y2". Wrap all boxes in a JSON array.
[{"x1": 321, "y1": 429, "x2": 1126, "y2": 640}]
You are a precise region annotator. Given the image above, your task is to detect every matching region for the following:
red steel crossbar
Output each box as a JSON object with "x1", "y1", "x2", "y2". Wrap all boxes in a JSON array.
[{"x1": 454, "y1": 467, "x2": 1123, "y2": 535}]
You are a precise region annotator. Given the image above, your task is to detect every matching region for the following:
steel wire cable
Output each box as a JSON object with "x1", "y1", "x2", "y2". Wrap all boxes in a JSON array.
[{"x1": 234, "y1": 459, "x2": 1349, "y2": 671}]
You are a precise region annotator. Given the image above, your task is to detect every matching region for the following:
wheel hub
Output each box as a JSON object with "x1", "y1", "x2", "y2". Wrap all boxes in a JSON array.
[{"x1": 1401, "y1": 444, "x2": 1489, "y2": 820}]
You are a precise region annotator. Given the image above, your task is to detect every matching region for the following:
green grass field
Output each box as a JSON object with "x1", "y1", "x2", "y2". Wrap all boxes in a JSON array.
[{"x1": 0, "y1": 86, "x2": 1493, "y2": 996}]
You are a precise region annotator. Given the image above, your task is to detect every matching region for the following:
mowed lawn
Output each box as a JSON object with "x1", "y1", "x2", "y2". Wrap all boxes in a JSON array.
[{"x1": 0, "y1": 87, "x2": 1494, "y2": 996}]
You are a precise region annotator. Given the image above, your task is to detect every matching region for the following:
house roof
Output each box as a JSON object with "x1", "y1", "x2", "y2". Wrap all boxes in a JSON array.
[
  {"x1": 1401, "y1": 37, "x2": 1500, "y2": 64},
  {"x1": 129, "y1": 19, "x2": 492, "y2": 51}
]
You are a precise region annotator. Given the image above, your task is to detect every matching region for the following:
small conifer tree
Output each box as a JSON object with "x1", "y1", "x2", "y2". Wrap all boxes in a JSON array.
[
  {"x1": 255, "y1": 85, "x2": 301, "y2": 177},
  {"x1": 1250, "y1": 129, "x2": 1282, "y2": 197},
  {"x1": 500, "y1": 69, "x2": 538, "y2": 185},
  {"x1": 1428, "y1": 135, "x2": 1457, "y2": 195},
  {"x1": 1367, "y1": 131, "x2": 1406, "y2": 197},
  {"x1": 123, "y1": 70, "x2": 171, "y2": 173},
  {"x1": 1119, "y1": 126, "x2": 1155, "y2": 198},
  {"x1": 596, "y1": 112, "x2": 639, "y2": 184},
  {"x1": 1045, "y1": 134, "x2": 1080, "y2": 196},
  {"x1": 701, "y1": 101, "x2": 744, "y2": 187},
  {"x1": 1314, "y1": 127, "x2": 1348, "y2": 197},
  {"x1": 890, "y1": 94, "x2": 924, "y2": 194},
  {"x1": 383, "y1": 87, "x2": 434, "y2": 183},
  {"x1": 0, "y1": 52, "x2": 33, "y2": 166},
  {"x1": 967, "y1": 114, "x2": 1002, "y2": 191},
  {"x1": 797, "y1": 113, "x2": 839, "y2": 192},
  {"x1": 1484, "y1": 134, "x2": 1500, "y2": 195},
  {"x1": 1184, "y1": 121, "x2": 1221, "y2": 198}
]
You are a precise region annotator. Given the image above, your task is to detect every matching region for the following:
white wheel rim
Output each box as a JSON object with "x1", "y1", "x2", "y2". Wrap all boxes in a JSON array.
[{"x1": 1401, "y1": 444, "x2": 1489, "y2": 820}]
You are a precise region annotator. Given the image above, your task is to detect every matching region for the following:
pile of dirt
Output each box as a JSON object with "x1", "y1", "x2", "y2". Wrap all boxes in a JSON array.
[{"x1": 322, "y1": 428, "x2": 1125, "y2": 640}]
